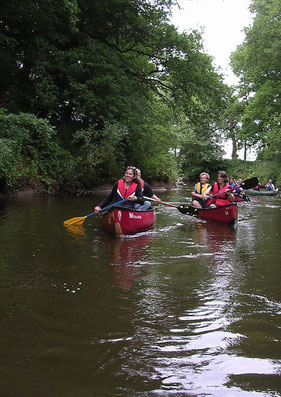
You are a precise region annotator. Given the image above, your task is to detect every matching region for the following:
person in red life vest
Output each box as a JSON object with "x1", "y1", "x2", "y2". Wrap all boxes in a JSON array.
[
  {"x1": 94, "y1": 166, "x2": 145, "y2": 213},
  {"x1": 135, "y1": 168, "x2": 161, "y2": 210},
  {"x1": 204, "y1": 170, "x2": 235, "y2": 208},
  {"x1": 253, "y1": 182, "x2": 262, "y2": 191},
  {"x1": 191, "y1": 172, "x2": 211, "y2": 208}
]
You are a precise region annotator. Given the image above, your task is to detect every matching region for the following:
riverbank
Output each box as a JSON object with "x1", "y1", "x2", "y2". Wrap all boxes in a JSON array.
[{"x1": 0, "y1": 181, "x2": 179, "y2": 199}]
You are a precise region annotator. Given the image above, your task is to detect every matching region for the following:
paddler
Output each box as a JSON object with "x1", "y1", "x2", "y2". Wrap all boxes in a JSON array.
[
  {"x1": 204, "y1": 170, "x2": 235, "y2": 208},
  {"x1": 191, "y1": 172, "x2": 211, "y2": 208},
  {"x1": 94, "y1": 166, "x2": 145, "y2": 213}
]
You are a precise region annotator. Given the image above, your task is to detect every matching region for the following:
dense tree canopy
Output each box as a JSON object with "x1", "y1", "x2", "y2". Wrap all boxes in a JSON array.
[
  {"x1": 230, "y1": 0, "x2": 281, "y2": 160},
  {"x1": 0, "y1": 0, "x2": 229, "y2": 191}
]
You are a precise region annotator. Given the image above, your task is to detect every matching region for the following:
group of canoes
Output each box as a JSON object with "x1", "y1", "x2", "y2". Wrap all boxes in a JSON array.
[
  {"x1": 96, "y1": 169, "x2": 268, "y2": 236},
  {"x1": 64, "y1": 168, "x2": 278, "y2": 236}
]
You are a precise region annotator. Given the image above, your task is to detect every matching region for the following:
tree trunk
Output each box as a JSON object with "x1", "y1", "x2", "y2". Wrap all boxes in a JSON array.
[
  {"x1": 243, "y1": 141, "x2": 247, "y2": 161},
  {"x1": 228, "y1": 115, "x2": 238, "y2": 159},
  {"x1": 231, "y1": 136, "x2": 237, "y2": 159}
]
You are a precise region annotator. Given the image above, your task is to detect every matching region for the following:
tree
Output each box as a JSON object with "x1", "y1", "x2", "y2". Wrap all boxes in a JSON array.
[
  {"x1": 230, "y1": 0, "x2": 281, "y2": 159},
  {"x1": 0, "y1": 0, "x2": 229, "y2": 188}
]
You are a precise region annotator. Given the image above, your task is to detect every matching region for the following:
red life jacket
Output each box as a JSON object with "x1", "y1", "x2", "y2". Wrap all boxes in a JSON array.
[
  {"x1": 117, "y1": 179, "x2": 138, "y2": 199},
  {"x1": 139, "y1": 179, "x2": 144, "y2": 190},
  {"x1": 207, "y1": 182, "x2": 231, "y2": 207}
]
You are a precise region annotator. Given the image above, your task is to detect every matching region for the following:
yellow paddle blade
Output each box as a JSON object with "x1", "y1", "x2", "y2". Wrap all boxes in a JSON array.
[
  {"x1": 63, "y1": 216, "x2": 87, "y2": 226},
  {"x1": 64, "y1": 224, "x2": 86, "y2": 236}
]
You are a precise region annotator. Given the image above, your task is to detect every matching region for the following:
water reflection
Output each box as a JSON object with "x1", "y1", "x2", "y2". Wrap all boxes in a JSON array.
[
  {"x1": 91, "y1": 233, "x2": 155, "y2": 290},
  {"x1": 0, "y1": 193, "x2": 281, "y2": 396},
  {"x1": 64, "y1": 223, "x2": 86, "y2": 238},
  {"x1": 193, "y1": 222, "x2": 236, "y2": 256}
]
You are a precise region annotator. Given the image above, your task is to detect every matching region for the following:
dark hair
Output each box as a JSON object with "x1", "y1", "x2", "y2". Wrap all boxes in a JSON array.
[{"x1": 217, "y1": 170, "x2": 228, "y2": 182}]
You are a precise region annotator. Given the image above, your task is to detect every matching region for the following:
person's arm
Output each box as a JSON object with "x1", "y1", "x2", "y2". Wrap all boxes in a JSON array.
[
  {"x1": 132, "y1": 184, "x2": 144, "y2": 204},
  {"x1": 192, "y1": 183, "x2": 199, "y2": 198},
  {"x1": 152, "y1": 194, "x2": 161, "y2": 202},
  {"x1": 143, "y1": 182, "x2": 161, "y2": 201},
  {"x1": 203, "y1": 185, "x2": 212, "y2": 199},
  {"x1": 227, "y1": 191, "x2": 235, "y2": 202},
  {"x1": 94, "y1": 183, "x2": 117, "y2": 212}
]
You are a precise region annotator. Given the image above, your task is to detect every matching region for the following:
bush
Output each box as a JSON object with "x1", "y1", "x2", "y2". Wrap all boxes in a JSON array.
[{"x1": 0, "y1": 108, "x2": 75, "y2": 192}]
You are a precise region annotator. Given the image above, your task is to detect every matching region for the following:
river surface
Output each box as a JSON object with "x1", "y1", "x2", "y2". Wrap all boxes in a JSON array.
[{"x1": 0, "y1": 188, "x2": 280, "y2": 397}]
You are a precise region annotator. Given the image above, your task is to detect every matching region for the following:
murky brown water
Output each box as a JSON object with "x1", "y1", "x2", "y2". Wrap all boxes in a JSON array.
[{"x1": 0, "y1": 189, "x2": 280, "y2": 396}]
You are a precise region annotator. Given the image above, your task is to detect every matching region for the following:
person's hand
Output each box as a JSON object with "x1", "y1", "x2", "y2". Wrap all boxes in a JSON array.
[
  {"x1": 152, "y1": 195, "x2": 161, "y2": 202},
  {"x1": 128, "y1": 195, "x2": 137, "y2": 201},
  {"x1": 94, "y1": 206, "x2": 101, "y2": 213}
]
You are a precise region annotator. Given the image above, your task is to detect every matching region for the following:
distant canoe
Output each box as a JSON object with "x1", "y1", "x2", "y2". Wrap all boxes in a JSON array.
[
  {"x1": 245, "y1": 189, "x2": 279, "y2": 196},
  {"x1": 102, "y1": 206, "x2": 156, "y2": 236},
  {"x1": 176, "y1": 181, "x2": 186, "y2": 186}
]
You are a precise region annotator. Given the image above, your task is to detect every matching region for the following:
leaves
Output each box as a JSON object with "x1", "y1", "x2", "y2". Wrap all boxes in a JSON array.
[{"x1": 231, "y1": 0, "x2": 281, "y2": 158}]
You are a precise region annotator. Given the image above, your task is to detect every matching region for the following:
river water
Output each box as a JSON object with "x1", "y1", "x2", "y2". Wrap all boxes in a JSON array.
[{"x1": 0, "y1": 188, "x2": 280, "y2": 397}]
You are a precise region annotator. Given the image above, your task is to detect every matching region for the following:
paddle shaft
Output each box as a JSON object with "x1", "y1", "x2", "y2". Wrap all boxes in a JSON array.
[
  {"x1": 63, "y1": 198, "x2": 129, "y2": 226},
  {"x1": 210, "y1": 177, "x2": 258, "y2": 199},
  {"x1": 144, "y1": 196, "x2": 178, "y2": 208},
  {"x1": 90, "y1": 198, "x2": 129, "y2": 217}
]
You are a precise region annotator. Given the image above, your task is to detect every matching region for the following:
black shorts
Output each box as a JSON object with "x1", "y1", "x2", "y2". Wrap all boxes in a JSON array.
[{"x1": 193, "y1": 198, "x2": 208, "y2": 208}]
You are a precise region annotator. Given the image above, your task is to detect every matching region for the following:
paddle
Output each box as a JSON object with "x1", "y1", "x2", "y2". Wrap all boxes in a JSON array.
[
  {"x1": 144, "y1": 196, "x2": 178, "y2": 208},
  {"x1": 144, "y1": 196, "x2": 199, "y2": 217},
  {"x1": 63, "y1": 198, "x2": 128, "y2": 226},
  {"x1": 144, "y1": 176, "x2": 258, "y2": 218},
  {"x1": 210, "y1": 176, "x2": 258, "y2": 199}
]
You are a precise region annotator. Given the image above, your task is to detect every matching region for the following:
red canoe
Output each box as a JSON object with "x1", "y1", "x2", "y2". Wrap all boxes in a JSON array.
[
  {"x1": 196, "y1": 203, "x2": 238, "y2": 225},
  {"x1": 102, "y1": 206, "x2": 156, "y2": 236}
]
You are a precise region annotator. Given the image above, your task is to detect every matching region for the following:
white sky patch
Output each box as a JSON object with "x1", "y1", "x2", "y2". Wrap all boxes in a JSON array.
[
  {"x1": 171, "y1": 0, "x2": 256, "y2": 159},
  {"x1": 171, "y1": 0, "x2": 253, "y2": 85}
]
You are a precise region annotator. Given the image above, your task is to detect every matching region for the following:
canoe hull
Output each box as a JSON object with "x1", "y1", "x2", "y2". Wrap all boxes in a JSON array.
[
  {"x1": 245, "y1": 189, "x2": 279, "y2": 196},
  {"x1": 102, "y1": 206, "x2": 156, "y2": 236},
  {"x1": 197, "y1": 204, "x2": 237, "y2": 225}
]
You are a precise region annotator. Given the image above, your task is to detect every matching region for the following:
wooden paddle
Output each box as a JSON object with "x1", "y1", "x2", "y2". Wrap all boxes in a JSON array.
[
  {"x1": 144, "y1": 196, "x2": 199, "y2": 217},
  {"x1": 63, "y1": 198, "x2": 128, "y2": 226},
  {"x1": 144, "y1": 196, "x2": 178, "y2": 208}
]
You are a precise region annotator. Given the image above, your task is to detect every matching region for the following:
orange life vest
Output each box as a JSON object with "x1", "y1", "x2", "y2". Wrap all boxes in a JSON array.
[
  {"x1": 117, "y1": 179, "x2": 138, "y2": 199},
  {"x1": 207, "y1": 182, "x2": 231, "y2": 207}
]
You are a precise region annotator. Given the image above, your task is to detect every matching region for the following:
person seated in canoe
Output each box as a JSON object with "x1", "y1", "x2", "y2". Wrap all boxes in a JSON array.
[
  {"x1": 135, "y1": 168, "x2": 161, "y2": 210},
  {"x1": 204, "y1": 170, "x2": 235, "y2": 208},
  {"x1": 228, "y1": 176, "x2": 237, "y2": 189},
  {"x1": 253, "y1": 182, "x2": 262, "y2": 191},
  {"x1": 191, "y1": 172, "x2": 211, "y2": 208},
  {"x1": 265, "y1": 179, "x2": 275, "y2": 191},
  {"x1": 94, "y1": 166, "x2": 147, "y2": 213},
  {"x1": 232, "y1": 178, "x2": 244, "y2": 195}
]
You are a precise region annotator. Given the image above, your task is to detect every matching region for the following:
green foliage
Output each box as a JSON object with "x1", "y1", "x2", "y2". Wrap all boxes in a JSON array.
[
  {"x1": 0, "y1": 138, "x2": 22, "y2": 190},
  {"x1": 225, "y1": 158, "x2": 281, "y2": 187},
  {"x1": 0, "y1": 108, "x2": 75, "y2": 191},
  {"x1": 0, "y1": 0, "x2": 230, "y2": 191},
  {"x1": 231, "y1": 0, "x2": 281, "y2": 156},
  {"x1": 72, "y1": 121, "x2": 128, "y2": 187}
]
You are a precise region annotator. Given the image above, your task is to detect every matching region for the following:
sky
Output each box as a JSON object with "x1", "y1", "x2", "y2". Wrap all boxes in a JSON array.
[
  {"x1": 171, "y1": 0, "x2": 253, "y2": 85},
  {"x1": 171, "y1": 0, "x2": 255, "y2": 159}
]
